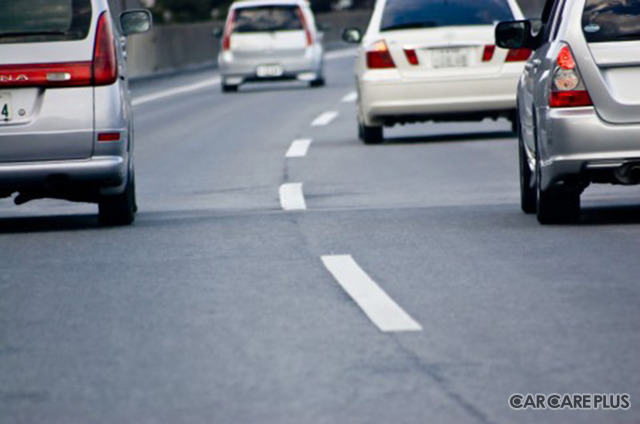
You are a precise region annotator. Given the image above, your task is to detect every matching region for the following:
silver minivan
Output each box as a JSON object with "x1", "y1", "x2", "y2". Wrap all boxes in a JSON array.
[
  {"x1": 0, "y1": 0, "x2": 151, "y2": 225},
  {"x1": 217, "y1": 0, "x2": 325, "y2": 92},
  {"x1": 497, "y1": 0, "x2": 640, "y2": 224}
]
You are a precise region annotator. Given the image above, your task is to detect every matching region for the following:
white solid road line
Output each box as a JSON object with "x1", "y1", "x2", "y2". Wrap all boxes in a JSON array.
[
  {"x1": 279, "y1": 183, "x2": 307, "y2": 211},
  {"x1": 285, "y1": 138, "x2": 313, "y2": 158},
  {"x1": 312, "y1": 111, "x2": 339, "y2": 126},
  {"x1": 132, "y1": 77, "x2": 221, "y2": 106},
  {"x1": 342, "y1": 91, "x2": 358, "y2": 103},
  {"x1": 321, "y1": 255, "x2": 423, "y2": 333},
  {"x1": 131, "y1": 49, "x2": 357, "y2": 106}
]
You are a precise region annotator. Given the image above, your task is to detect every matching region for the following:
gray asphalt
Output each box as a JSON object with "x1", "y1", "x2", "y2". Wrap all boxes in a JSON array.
[{"x1": 1, "y1": 52, "x2": 639, "y2": 424}]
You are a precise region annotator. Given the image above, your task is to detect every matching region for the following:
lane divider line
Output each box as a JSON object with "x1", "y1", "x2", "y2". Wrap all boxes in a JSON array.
[
  {"x1": 285, "y1": 138, "x2": 313, "y2": 158},
  {"x1": 131, "y1": 49, "x2": 357, "y2": 106},
  {"x1": 132, "y1": 77, "x2": 221, "y2": 106},
  {"x1": 312, "y1": 111, "x2": 339, "y2": 127},
  {"x1": 279, "y1": 183, "x2": 307, "y2": 211},
  {"x1": 342, "y1": 91, "x2": 358, "y2": 103},
  {"x1": 321, "y1": 255, "x2": 423, "y2": 333}
]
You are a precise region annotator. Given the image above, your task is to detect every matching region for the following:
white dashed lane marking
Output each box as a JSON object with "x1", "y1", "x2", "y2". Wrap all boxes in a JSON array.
[
  {"x1": 285, "y1": 138, "x2": 312, "y2": 158},
  {"x1": 312, "y1": 111, "x2": 339, "y2": 126},
  {"x1": 321, "y1": 255, "x2": 423, "y2": 333},
  {"x1": 279, "y1": 183, "x2": 307, "y2": 211},
  {"x1": 342, "y1": 91, "x2": 358, "y2": 103}
]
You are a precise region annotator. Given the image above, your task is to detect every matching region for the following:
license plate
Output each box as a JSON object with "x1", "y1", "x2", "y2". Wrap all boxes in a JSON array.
[
  {"x1": 430, "y1": 48, "x2": 469, "y2": 69},
  {"x1": 256, "y1": 64, "x2": 283, "y2": 78},
  {"x1": 0, "y1": 93, "x2": 11, "y2": 121}
]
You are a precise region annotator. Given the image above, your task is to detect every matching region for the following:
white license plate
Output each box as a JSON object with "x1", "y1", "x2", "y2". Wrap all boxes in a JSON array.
[
  {"x1": 430, "y1": 48, "x2": 469, "y2": 69},
  {"x1": 256, "y1": 64, "x2": 284, "y2": 78},
  {"x1": 0, "y1": 93, "x2": 11, "y2": 121}
]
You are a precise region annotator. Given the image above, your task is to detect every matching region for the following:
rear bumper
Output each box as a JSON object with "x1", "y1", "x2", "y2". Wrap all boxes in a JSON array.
[
  {"x1": 359, "y1": 70, "x2": 520, "y2": 125},
  {"x1": 539, "y1": 107, "x2": 640, "y2": 189},
  {"x1": 219, "y1": 48, "x2": 322, "y2": 83},
  {"x1": 0, "y1": 156, "x2": 127, "y2": 191}
]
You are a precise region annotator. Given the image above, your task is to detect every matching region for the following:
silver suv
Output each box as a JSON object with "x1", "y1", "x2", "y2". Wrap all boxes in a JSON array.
[
  {"x1": 217, "y1": 0, "x2": 325, "y2": 92},
  {"x1": 0, "y1": 0, "x2": 151, "y2": 225},
  {"x1": 497, "y1": 0, "x2": 640, "y2": 224}
]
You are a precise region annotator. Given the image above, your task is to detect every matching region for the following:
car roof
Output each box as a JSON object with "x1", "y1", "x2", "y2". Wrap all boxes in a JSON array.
[{"x1": 231, "y1": 0, "x2": 309, "y2": 9}]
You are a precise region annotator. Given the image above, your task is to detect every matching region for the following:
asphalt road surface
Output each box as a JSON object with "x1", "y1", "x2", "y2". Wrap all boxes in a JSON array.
[{"x1": 1, "y1": 50, "x2": 640, "y2": 424}]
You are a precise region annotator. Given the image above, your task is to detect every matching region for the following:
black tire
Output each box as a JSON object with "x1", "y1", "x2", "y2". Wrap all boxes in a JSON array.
[
  {"x1": 222, "y1": 83, "x2": 238, "y2": 93},
  {"x1": 309, "y1": 77, "x2": 325, "y2": 88},
  {"x1": 536, "y1": 160, "x2": 580, "y2": 225},
  {"x1": 518, "y1": 122, "x2": 536, "y2": 214},
  {"x1": 99, "y1": 173, "x2": 136, "y2": 226},
  {"x1": 359, "y1": 121, "x2": 383, "y2": 145}
]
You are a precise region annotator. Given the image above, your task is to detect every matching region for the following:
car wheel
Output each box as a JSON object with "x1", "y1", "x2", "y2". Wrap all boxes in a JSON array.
[
  {"x1": 222, "y1": 82, "x2": 238, "y2": 93},
  {"x1": 309, "y1": 77, "x2": 325, "y2": 88},
  {"x1": 99, "y1": 172, "x2": 136, "y2": 226},
  {"x1": 518, "y1": 123, "x2": 536, "y2": 214},
  {"x1": 359, "y1": 120, "x2": 383, "y2": 145},
  {"x1": 535, "y1": 159, "x2": 580, "y2": 225}
]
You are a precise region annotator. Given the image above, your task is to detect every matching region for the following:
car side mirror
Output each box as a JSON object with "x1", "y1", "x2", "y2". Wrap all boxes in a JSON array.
[
  {"x1": 212, "y1": 27, "x2": 223, "y2": 38},
  {"x1": 120, "y1": 10, "x2": 152, "y2": 36},
  {"x1": 342, "y1": 28, "x2": 362, "y2": 44},
  {"x1": 495, "y1": 20, "x2": 534, "y2": 50}
]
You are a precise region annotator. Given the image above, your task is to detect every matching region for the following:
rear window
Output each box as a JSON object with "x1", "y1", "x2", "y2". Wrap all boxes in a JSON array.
[
  {"x1": 233, "y1": 6, "x2": 303, "y2": 33},
  {"x1": 380, "y1": 0, "x2": 513, "y2": 32},
  {"x1": 582, "y1": 0, "x2": 640, "y2": 43},
  {"x1": 0, "y1": 0, "x2": 92, "y2": 44}
]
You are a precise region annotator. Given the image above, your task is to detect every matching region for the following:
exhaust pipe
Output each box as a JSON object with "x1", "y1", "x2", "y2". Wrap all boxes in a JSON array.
[{"x1": 627, "y1": 165, "x2": 640, "y2": 182}]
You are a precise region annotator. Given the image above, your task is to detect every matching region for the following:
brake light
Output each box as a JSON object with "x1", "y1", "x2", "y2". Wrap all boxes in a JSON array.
[
  {"x1": 222, "y1": 10, "x2": 236, "y2": 51},
  {"x1": 404, "y1": 49, "x2": 419, "y2": 65},
  {"x1": 366, "y1": 41, "x2": 395, "y2": 69},
  {"x1": 297, "y1": 8, "x2": 313, "y2": 46},
  {"x1": 482, "y1": 45, "x2": 495, "y2": 62},
  {"x1": 550, "y1": 44, "x2": 593, "y2": 108},
  {"x1": 98, "y1": 132, "x2": 121, "y2": 142},
  {"x1": 93, "y1": 11, "x2": 117, "y2": 86},
  {"x1": 506, "y1": 48, "x2": 532, "y2": 62},
  {"x1": 0, "y1": 62, "x2": 92, "y2": 88}
]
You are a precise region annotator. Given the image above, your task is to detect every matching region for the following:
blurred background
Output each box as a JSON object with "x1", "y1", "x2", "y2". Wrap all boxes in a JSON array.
[{"x1": 111, "y1": 0, "x2": 546, "y2": 77}]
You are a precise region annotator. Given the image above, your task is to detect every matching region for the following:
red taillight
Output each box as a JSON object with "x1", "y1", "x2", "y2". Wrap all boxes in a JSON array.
[
  {"x1": 222, "y1": 10, "x2": 236, "y2": 51},
  {"x1": 366, "y1": 41, "x2": 395, "y2": 69},
  {"x1": 550, "y1": 91, "x2": 593, "y2": 108},
  {"x1": 0, "y1": 62, "x2": 92, "y2": 88},
  {"x1": 98, "y1": 132, "x2": 121, "y2": 142},
  {"x1": 404, "y1": 49, "x2": 419, "y2": 65},
  {"x1": 550, "y1": 44, "x2": 593, "y2": 108},
  {"x1": 93, "y1": 11, "x2": 117, "y2": 86},
  {"x1": 482, "y1": 45, "x2": 495, "y2": 62},
  {"x1": 557, "y1": 45, "x2": 575, "y2": 70},
  {"x1": 297, "y1": 8, "x2": 313, "y2": 46},
  {"x1": 506, "y1": 48, "x2": 532, "y2": 62}
]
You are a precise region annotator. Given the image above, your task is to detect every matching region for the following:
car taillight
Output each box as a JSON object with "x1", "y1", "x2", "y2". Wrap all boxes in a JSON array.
[
  {"x1": 506, "y1": 48, "x2": 532, "y2": 62},
  {"x1": 222, "y1": 10, "x2": 236, "y2": 51},
  {"x1": 482, "y1": 45, "x2": 495, "y2": 62},
  {"x1": 550, "y1": 44, "x2": 593, "y2": 108},
  {"x1": 404, "y1": 48, "x2": 419, "y2": 65},
  {"x1": 0, "y1": 62, "x2": 92, "y2": 88},
  {"x1": 297, "y1": 8, "x2": 313, "y2": 46},
  {"x1": 93, "y1": 11, "x2": 117, "y2": 86},
  {"x1": 366, "y1": 40, "x2": 395, "y2": 69}
]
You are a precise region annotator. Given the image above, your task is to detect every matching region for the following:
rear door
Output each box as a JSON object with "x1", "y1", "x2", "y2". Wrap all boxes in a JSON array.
[
  {"x1": 230, "y1": 5, "x2": 308, "y2": 59},
  {"x1": 377, "y1": 0, "x2": 516, "y2": 80},
  {"x1": 573, "y1": 0, "x2": 640, "y2": 124},
  {"x1": 0, "y1": 0, "x2": 95, "y2": 162}
]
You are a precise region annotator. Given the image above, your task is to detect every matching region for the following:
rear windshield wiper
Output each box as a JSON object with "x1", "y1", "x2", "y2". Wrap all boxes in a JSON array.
[
  {"x1": 380, "y1": 22, "x2": 439, "y2": 32},
  {"x1": 0, "y1": 31, "x2": 67, "y2": 38}
]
